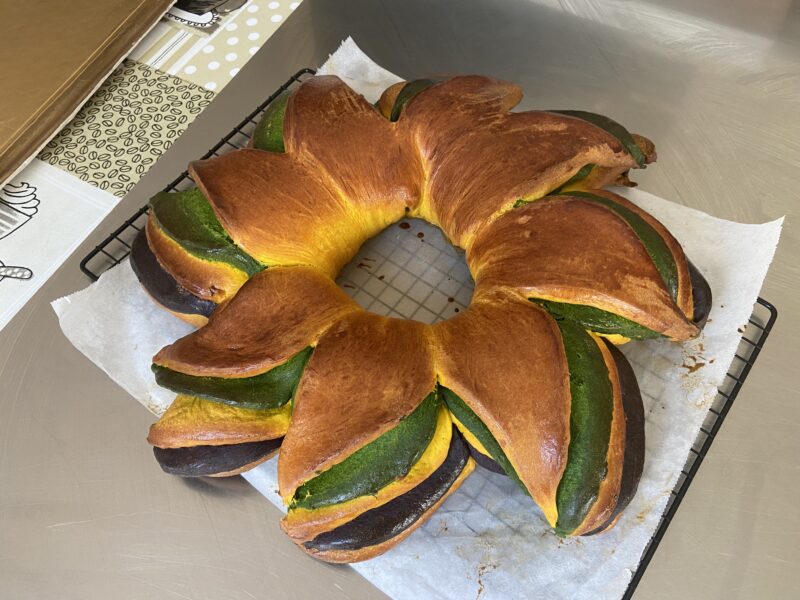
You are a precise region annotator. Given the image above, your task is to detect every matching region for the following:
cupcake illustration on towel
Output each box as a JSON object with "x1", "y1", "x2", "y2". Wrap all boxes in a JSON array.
[{"x1": 0, "y1": 182, "x2": 39, "y2": 240}]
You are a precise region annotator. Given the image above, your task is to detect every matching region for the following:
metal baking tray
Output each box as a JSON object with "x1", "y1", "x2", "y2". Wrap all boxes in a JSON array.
[{"x1": 78, "y1": 68, "x2": 779, "y2": 600}]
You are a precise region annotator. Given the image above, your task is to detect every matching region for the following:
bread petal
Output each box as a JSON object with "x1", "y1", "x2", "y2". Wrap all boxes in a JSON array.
[
  {"x1": 154, "y1": 265, "x2": 358, "y2": 377},
  {"x1": 278, "y1": 312, "x2": 436, "y2": 499},
  {"x1": 469, "y1": 196, "x2": 698, "y2": 340},
  {"x1": 432, "y1": 291, "x2": 571, "y2": 526}
]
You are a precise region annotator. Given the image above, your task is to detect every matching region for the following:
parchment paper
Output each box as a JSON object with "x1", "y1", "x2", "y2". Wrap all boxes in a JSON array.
[{"x1": 52, "y1": 38, "x2": 782, "y2": 600}]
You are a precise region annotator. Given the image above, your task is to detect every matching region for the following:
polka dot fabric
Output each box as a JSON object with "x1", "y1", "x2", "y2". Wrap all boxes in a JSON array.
[{"x1": 179, "y1": 0, "x2": 301, "y2": 93}]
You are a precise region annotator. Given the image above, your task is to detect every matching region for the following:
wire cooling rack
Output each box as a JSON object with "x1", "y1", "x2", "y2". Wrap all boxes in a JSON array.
[
  {"x1": 79, "y1": 68, "x2": 317, "y2": 281},
  {"x1": 79, "y1": 68, "x2": 778, "y2": 599},
  {"x1": 623, "y1": 295, "x2": 776, "y2": 598}
]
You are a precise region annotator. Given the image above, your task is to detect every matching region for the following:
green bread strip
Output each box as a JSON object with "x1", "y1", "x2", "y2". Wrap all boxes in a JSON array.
[
  {"x1": 533, "y1": 300, "x2": 662, "y2": 340},
  {"x1": 149, "y1": 188, "x2": 263, "y2": 276},
  {"x1": 513, "y1": 199, "x2": 528, "y2": 209},
  {"x1": 291, "y1": 391, "x2": 440, "y2": 510},
  {"x1": 513, "y1": 164, "x2": 594, "y2": 209},
  {"x1": 252, "y1": 90, "x2": 289, "y2": 152},
  {"x1": 390, "y1": 78, "x2": 441, "y2": 121},
  {"x1": 557, "y1": 190, "x2": 678, "y2": 300},
  {"x1": 551, "y1": 110, "x2": 647, "y2": 167},
  {"x1": 553, "y1": 163, "x2": 595, "y2": 194},
  {"x1": 153, "y1": 347, "x2": 312, "y2": 410},
  {"x1": 554, "y1": 320, "x2": 614, "y2": 536},
  {"x1": 440, "y1": 387, "x2": 528, "y2": 496}
]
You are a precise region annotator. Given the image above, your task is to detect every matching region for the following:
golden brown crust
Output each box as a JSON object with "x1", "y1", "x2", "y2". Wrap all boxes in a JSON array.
[
  {"x1": 402, "y1": 75, "x2": 524, "y2": 131},
  {"x1": 285, "y1": 75, "x2": 421, "y2": 220},
  {"x1": 580, "y1": 188, "x2": 694, "y2": 319},
  {"x1": 145, "y1": 217, "x2": 248, "y2": 303},
  {"x1": 190, "y1": 149, "x2": 362, "y2": 277},
  {"x1": 468, "y1": 197, "x2": 698, "y2": 340},
  {"x1": 153, "y1": 265, "x2": 359, "y2": 377},
  {"x1": 397, "y1": 75, "x2": 523, "y2": 228},
  {"x1": 301, "y1": 457, "x2": 475, "y2": 563},
  {"x1": 376, "y1": 81, "x2": 406, "y2": 118},
  {"x1": 571, "y1": 335, "x2": 626, "y2": 535},
  {"x1": 147, "y1": 395, "x2": 290, "y2": 449},
  {"x1": 399, "y1": 76, "x2": 635, "y2": 247},
  {"x1": 278, "y1": 312, "x2": 437, "y2": 499},
  {"x1": 432, "y1": 290, "x2": 570, "y2": 526}
]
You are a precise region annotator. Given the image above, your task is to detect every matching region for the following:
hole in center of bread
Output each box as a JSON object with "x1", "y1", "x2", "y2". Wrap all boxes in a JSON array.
[{"x1": 335, "y1": 218, "x2": 474, "y2": 323}]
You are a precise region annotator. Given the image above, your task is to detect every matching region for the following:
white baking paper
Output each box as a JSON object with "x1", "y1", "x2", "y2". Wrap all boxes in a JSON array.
[{"x1": 52, "y1": 38, "x2": 783, "y2": 600}]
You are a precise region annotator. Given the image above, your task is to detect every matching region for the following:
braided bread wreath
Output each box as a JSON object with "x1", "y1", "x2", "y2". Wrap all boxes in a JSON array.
[{"x1": 129, "y1": 75, "x2": 712, "y2": 563}]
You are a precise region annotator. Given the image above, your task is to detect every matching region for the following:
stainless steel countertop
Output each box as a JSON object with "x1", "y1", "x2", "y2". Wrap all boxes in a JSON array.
[{"x1": 1, "y1": 1, "x2": 798, "y2": 598}]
